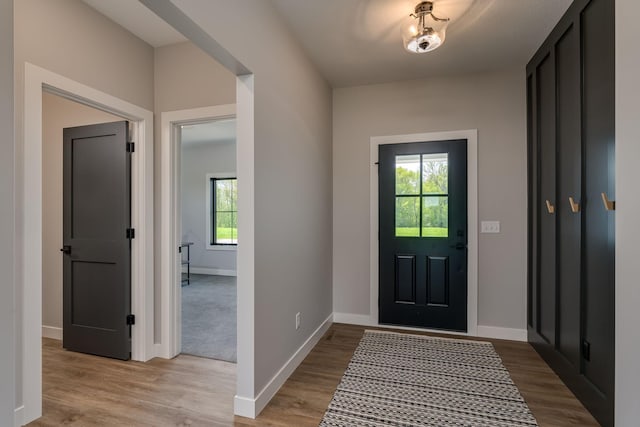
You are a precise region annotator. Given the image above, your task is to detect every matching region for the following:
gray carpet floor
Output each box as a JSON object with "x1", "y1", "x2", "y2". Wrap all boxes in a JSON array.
[{"x1": 181, "y1": 274, "x2": 237, "y2": 363}]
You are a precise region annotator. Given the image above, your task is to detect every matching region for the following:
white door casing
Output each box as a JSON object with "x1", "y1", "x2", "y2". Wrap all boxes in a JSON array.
[
  {"x1": 21, "y1": 63, "x2": 154, "y2": 424},
  {"x1": 369, "y1": 130, "x2": 479, "y2": 336}
]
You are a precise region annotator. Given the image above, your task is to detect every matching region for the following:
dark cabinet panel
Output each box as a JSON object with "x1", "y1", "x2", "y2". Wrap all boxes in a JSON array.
[
  {"x1": 526, "y1": 0, "x2": 614, "y2": 425},
  {"x1": 537, "y1": 54, "x2": 556, "y2": 346},
  {"x1": 582, "y1": 0, "x2": 615, "y2": 405},
  {"x1": 555, "y1": 23, "x2": 582, "y2": 371}
]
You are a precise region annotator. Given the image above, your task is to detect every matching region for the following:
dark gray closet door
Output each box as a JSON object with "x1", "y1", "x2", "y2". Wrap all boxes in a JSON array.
[{"x1": 62, "y1": 121, "x2": 132, "y2": 360}]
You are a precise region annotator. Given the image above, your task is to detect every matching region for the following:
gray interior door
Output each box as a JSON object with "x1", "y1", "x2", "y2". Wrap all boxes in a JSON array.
[
  {"x1": 379, "y1": 140, "x2": 468, "y2": 331},
  {"x1": 62, "y1": 120, "x2": 132, "y2": 360}
]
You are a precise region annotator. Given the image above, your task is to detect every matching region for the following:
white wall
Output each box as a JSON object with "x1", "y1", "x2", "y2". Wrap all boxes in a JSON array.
[
  {"x1": 156, "y1": 0, "x2": 333, "y2": 405},
  {"x1": 154, "y1": 41, "x2": 236, "y2": 113},
  {"x1": 615, "y1": 0, "x2": 640, "y2": 425},
  {"x1": 14, "y1": 0, "x2": 155, "y2": 413},
  {"x1": 41, "y1": 92, "x2": 120, "y2": 333},
  {"x1": 0, "y1": 0, "x2": 15, "y2": 424},
  {"x1": 333, "y1": 69, "x2": 527, "y2": 332},
  {"x1": 181, "y1": 139, "x2": 237, "y2": 273}
]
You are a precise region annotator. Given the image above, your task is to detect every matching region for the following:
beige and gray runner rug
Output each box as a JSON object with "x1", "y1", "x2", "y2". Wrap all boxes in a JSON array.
[{"x1": 320, "y1": 330, "x2": 538, "y2": 427}]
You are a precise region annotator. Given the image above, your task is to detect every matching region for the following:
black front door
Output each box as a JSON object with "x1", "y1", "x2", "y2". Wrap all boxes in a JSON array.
[
  {"x1": 379, "y1": 140, "x2": 467, "y2": 331},
  {"x1": 62, "y1": 121, "x2": 132, "y2": 360}
]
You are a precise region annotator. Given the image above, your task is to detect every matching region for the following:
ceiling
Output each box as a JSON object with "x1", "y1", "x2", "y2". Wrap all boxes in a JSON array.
[
  {"x1": 271, "y1": 0, "x2": 572, "y2": 87},
  {"x1": 180, "y1": 119, "x2": 236, "y2": 147},
  {"x1": 83, "y1": 0, "x2": 572, "y2": 88}
]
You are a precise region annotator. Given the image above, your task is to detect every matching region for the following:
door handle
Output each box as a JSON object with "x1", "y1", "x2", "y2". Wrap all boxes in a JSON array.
[
  {"x1": 569, "y1": 196, "x2": 580, "y2": 213},
  {"x1": 545, "y1": 199, "x2": 555, "y2": 214},
  {"x1": 60, "y1": 245, "x2": 71, "y2": 254},
  {"x1": 601, "y1": 192, "x2": 615, "y2": 211},
  {"x1": 450, "y1": 242, "x2": 467, "y2": 250}
]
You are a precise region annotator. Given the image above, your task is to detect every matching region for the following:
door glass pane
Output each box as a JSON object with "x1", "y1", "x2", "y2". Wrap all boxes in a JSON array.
[
  {"x1": 422, "y1": 196, "x2": 448, "y2": 237},
  {"x1": 396, "y1": 196, "x2": 420, "y2": 237},
  {"x1": 422, "y1": 153, "x2": 448, "y2": 194},
  {"x1": 395, "y1": 154, "x2": 420, "y2": 195}
]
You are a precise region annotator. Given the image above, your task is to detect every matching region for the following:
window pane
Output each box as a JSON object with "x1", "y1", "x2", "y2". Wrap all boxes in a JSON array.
[
  {"x1": 216, "y1": 179, "x2": 236, "y2": 211},
  {"x1": 422, "y1": 196, "x2": 448, "y2": 237},
  {"x1": 422, "y1": 153, "x2": 448, "y2": 194},
  {"x1": 216, "y1": 212, "x2": 237, "y2": 244},
  {"x1": 395, "y1": 196, "x2": 420, "y2": 237},
  {"x1": 395, "y1": 154, "x2": 420, "y2": 195},
  {"x1": 213, "y1": 178, "x2": 237, "y2": 245}
]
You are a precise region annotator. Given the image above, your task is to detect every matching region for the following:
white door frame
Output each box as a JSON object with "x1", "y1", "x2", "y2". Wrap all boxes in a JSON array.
[
  {"x1": 21, "y1": 63, "x2": 154, "y2": 424},
  {"x1": 159, "y1": 104, "x2": 236, "y2": 359},
  {"x1": 369, "y1": 129, "x2": 479, "y2": 336}
]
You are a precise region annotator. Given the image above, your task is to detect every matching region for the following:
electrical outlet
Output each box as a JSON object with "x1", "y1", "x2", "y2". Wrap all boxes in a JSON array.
[
  {"x1": 481, "y1": 221, "x2": 500, "y2": 233},
  {"x1": 295, "y1": 312, "x2": 301, "y2": 330}
]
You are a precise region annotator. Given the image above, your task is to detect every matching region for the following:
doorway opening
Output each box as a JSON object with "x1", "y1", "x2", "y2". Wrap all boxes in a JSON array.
[
  {"x1": 180, "y1": 119, "x2": 238, "y2": 362},
  {"x1": 159, "y1": 104, "x2": 237, "y2": 361},
  {"x1": 42, "y1": 92, "x2": 136, "y2": 361}
]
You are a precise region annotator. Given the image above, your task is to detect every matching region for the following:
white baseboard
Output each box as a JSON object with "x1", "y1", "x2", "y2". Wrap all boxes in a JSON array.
[
  {"x1": 42, "y1": 325, "x2": 62, "y2": 340},
  {"x1": 476, "y1": 325, "x2": 527, "y2": 342},
  {"x1": 233, "y1": 395, "x2": 256, "y2": 419},
  {"x1": 153, "y1": 343, "x2": 165, "y2": 359},
  {"x1": 14, "y1": 405, "x2": 24, "y2": 427},
  {"x1": 185, "y1": 267, "x2": 237, "y2": 276},
  {"x1": 333, "y1": 312, "x2": 527, "y2": 342},
  {"x1": 333, "y1": 312, "x2": 374, "y2": 326},
  {"x1": 233, "y1": 313, "x2": 333, "y2": 419}
]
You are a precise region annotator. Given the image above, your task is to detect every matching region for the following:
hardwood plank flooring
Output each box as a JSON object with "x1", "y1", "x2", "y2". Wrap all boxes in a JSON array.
[{"x1": 30, "y1": 323, "x2": 599, "y2": 426}]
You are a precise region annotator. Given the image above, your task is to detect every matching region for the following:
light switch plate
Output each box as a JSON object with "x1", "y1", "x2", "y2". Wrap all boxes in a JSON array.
[{"x1": 481, "y1": 221, "x2": 500, "y2": 233}]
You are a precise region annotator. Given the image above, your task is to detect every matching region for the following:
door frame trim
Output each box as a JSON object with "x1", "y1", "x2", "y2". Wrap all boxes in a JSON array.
[
  {"x1": 159, "y1": 104, "x2": 236, "y2": 359},
  {"x1": 21, "y1": 63, "x2": 154, "y2": 423},
  {"x1": 369, "y1": 129, "x2": 478, "y2": 336}
]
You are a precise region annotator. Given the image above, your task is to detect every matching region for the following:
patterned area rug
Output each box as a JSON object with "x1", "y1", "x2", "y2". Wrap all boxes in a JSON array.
[{"x1": 320, "y1": 330, "x2": 538, "y2": 427}]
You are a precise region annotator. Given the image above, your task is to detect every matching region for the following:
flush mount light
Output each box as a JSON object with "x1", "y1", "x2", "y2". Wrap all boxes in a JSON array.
[{"x1": 402, "y1": 1, "x2": 450, "y2": 53}]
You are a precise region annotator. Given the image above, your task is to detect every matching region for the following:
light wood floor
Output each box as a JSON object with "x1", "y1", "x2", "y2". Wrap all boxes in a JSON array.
[{"x1": 30, "y1": 323, "x2": 599, "y2": 426}]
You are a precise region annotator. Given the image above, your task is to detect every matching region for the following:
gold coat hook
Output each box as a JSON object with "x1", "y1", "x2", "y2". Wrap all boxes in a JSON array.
[
  {"x1": 545, "y1": 199, "x2": 555, "y2": 214},
  {"x1": 569, "y1": 196, "x2": 580, "y2": 213},
  {"x1": 601, "y1": 192, "x2": 616, "y2": 211}
]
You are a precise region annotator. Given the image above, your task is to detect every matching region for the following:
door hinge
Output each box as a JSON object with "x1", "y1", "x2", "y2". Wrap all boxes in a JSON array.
[
  {"x1": 582, "y1": 340, "x2": 591, "y2": 361},
  {"x1": 126, "y1": 228, "x2": 135, "y2": 239},
  {"x1": 126, "y1": 314, "x2": 135, "y2": 326},
  {"x1": 126, "y1": 142, "x2": 135, "y2": 153}
]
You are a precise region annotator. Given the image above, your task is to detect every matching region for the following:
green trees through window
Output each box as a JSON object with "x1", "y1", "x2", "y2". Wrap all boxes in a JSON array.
[
  {"x1": 395, "y1": 153, "x2": 448, "y2": 237},
  {"x1": 211, "y1": 178, "x2": 237, "y2": 245}
]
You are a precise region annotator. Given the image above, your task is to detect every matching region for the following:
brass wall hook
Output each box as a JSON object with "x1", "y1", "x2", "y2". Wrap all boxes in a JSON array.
[
  {"x1": 601, "y1": 192, "x2": 616, "y2": 211},
  {"x1": 569, "y1": 196, "x2": 580, "y2": 213},
  {"x1": 545, "y1": 199, "x2": 555, "y2": 214}
]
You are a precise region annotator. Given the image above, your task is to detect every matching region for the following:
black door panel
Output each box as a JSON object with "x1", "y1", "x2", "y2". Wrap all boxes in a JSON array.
[
  {"x1": 379, "y1": 140, "x2": 467, "y2": 332},
  {"x1": 63, "y1": 121, "x2": 131, "y2": 360}
]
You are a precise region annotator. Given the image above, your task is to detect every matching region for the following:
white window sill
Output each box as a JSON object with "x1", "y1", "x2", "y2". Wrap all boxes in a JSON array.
[{"x1": 206, "y1": 245, "x2": 237, "y2": 252}]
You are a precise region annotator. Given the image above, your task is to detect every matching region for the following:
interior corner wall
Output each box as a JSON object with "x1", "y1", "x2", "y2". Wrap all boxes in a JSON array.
[
  {"x1": 0, "y1": 0, "x2": 15, "y2": 423},
  {"x1": 162, "y1": 0, "x2": 333, "y2": 399},
  {"x1": 41, "y1": 92, "x2": 120, "y2": 332},
  {"x1": 181, "y1": 140, "x2": 237, "y2": 272},
  {"x1": 615, "y1": 0, "x2": 640, "y2": 424},
  {"x1": 153, "y1": 41, "x2": 236, "y2": 342},
  {"x1": 13, "y1": 0, "x2": 155, "y2": 410},
  {"x1": 332, "y1": 69, "x2": 527, "y2": 331}
]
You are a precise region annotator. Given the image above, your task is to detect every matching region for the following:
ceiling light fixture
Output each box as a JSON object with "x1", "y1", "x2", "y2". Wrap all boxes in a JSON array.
[{"x1": 402, "y1": 1, "x2": 450, "y2": 53}]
